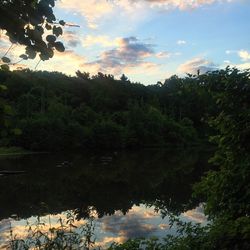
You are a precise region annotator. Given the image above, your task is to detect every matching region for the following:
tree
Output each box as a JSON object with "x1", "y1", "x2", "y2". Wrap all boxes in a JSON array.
[
  {"x1": 76, "y1": 70, "x2": 90, "y2": 80},
  {"x1": 0, "y1": 82, "x2": 21, "y2": 145},
  {"x1": 0, "y1": 0, "x2": 65, "y2": 66},
  {"x1": 120, "y1": 74, "x2": 130, "y2": 83},
  {"x1": 191, "y1": 68, "x2": 250, "y2": 249}
]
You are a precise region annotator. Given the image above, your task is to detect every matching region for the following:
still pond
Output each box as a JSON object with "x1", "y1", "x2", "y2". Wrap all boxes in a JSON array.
[{"x1": 0, "y1": 149, "x2": 212, "y2": 248}]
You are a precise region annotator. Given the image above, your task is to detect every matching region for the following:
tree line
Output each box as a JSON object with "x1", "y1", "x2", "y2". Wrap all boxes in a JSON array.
[{"x1": 0, "y1": 68, "x2": 217, "y2": 151}]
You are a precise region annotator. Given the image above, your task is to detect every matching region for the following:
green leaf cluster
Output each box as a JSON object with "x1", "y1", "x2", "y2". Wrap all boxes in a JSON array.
[{"x1": 0, "y1": 0, "x2": 65, "y2": 63}]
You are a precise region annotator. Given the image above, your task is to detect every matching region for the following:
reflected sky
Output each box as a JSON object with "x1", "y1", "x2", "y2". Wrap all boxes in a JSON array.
[
  {"x1": 0, "y1": 149, "x2": 211, "y2": 249},
  {"x1": 0, "y1": 204, "x2": 206, "y2": 249}
]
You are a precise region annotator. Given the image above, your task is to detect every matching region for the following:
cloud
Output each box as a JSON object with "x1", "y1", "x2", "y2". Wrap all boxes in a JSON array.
[
  {"x1": 0, "y1": 38, "x2": 27, "y2": 66},
  {"x1": 80, "y1": 36, "x2": 179, "y2": 82},
  {"x1": 178, "y1": 57, "x2": 217, "y2": 74},
  {"x1": 0, "y1": 32, "x2": 10, "y2": 46},
  {"x1": 100, "y1": 212, "x2": 158, "y2": 239},
  {"x1": 156, "y1": 51, "x2": 181, "y2": 59},
  {"x1": 62, "y1": 31, "x2": 81, "y2": 48},
  {"x1": 225, "y1": 49, "x2": 250, "y2": 62},
  {"x1": 144, "y1": 0, "x2": 234, "y2": 10},
  {"x1": 98, "y1": 207, "x2": 160, "y2": 240},
  {"x1": 237, "y1": 62, "x2": 250, "y2": 70},
  {"x1": 156, "y1": 51, "x2": 172, "y2": 58},
  {"x1": 177, "y1": 40, "x2": 187, "y2": 45},
  {"x1": 0, "y1": 31, "x2": 87, "y2": 75},
  {"x1": 82, "y1": 37, "x2": 156, "y2": 75},
  {"x1": 1, "y1": 29, "x2": 168, "y2": 84},
  {"x1": 1, "y1": 49, "x2": 87, "y2": 75},
  {"x1": 159, "y1": 223, "x2": 170, "y2": 230},
  {"x1": 37, "y1": 50, "x2": 87, "y2": 75},
  {"x1": 238, "y1": 50, "x2": 250, "y2": 61},
  {"x1": 0, "y1": 214, "x2": 87, "y2": 248},
  {"x1": 228, "y1": 62, "x2": 250, "y2": 71},
  {"x1": 182, "y1": 205, "x2": 207, "y2": 223},
  {"x1": 82, "y1": 35, "x2": 121, "y2": 47},
  {"x1": 57, "y1": 0, "x2": 235, "y2": 29},
  {"x1": 225, "y1": 50, "x2": 234, "y2": 54},
  {"x1": 57, "y1": 0, "x2": 113, "y2": 29},
  {"x1": 0, "y1": 31, "x2": 25, "y2": 57}
]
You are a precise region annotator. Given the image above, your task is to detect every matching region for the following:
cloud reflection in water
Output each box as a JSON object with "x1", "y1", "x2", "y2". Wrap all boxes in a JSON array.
[{"x1": 0, "y1": 204, "x2": 206, "y2": 249}]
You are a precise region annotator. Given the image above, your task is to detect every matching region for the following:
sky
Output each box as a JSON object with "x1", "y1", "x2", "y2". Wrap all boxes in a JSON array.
[
  {"x1": 1, "y1": 204, "x2": 206, "y2": 248},
  {"x1": 1, "y1": 0, "x2": 250, "y2": 85}
]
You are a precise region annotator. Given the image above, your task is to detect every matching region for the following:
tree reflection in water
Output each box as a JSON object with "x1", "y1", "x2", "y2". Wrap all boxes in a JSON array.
[{"x1": 0, "y1": 148, "x2": 211, "y2": 248}]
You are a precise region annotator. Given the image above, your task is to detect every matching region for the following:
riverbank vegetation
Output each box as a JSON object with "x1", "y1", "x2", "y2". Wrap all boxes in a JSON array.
[{"x1": 110, "y1": 67, "x2": 250, "y2": 249}]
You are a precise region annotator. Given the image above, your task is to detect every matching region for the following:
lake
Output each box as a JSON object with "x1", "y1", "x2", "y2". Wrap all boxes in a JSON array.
[{"x1": 0, "y1": 148, "x2": 212, "y2": 248}]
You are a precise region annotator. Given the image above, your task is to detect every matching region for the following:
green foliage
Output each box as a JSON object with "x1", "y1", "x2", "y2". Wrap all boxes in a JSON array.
[
  {"x1": 8, "y1": 211, "x2": 96, "y2": 250},
  {"x1": 109, "y1": 239, "x2": 143, "y2": 250},
  {"x1": 193, "y1": 68, "x2": 250, "y2": 218},
  {"x1": 145, "y1": 68, "x2": 250, "y2": 250},
  {"x1": 0, "y1": 0, "x2": 65, "y2": 62},
  {"x1": 177, "y1": 68, "x2": 250, "y2": 249},
  {"x1": 0, "y1": 69, "x2": 205, "y2": 150},
  {"x1": 0, "y1": 83, "x2": 21, "y2": 145}
]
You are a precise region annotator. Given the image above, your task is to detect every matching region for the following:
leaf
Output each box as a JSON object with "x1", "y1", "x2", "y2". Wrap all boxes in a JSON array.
[
  {"x1": 0, "y1": 84, "x2": 7, "y2": 91},
  {"x1": 12, "y1": 128, "x2": 22, "y2": 136},
  {"x1": 4, "y1": 104, "x2": 12, "y2": 115},
  {"x1": 47, "y1": 48, "x2": 54, "y2": 58},
  {"x1": 39, "y1": 53, "x2": 50, "y2": 61},
  {"x1": 6, "y1": 32, "x2": 18, "y2": 44},
  {"x1": 53, "y1": 26, "x2": 63, "y2": 37},
  {"x1": 39, "y1": 47, "x2": 54, "y2": 61},
  {"x1": 46, "y1": 13, "x2": 56, "y2": 23},
  {"x1": 47, "y1": 0, "x2": 55, "y2": 7},
  {"x1": 19, "y1": 54, "x2": 28, "y2": 60},
  {"x1": 26, "y1": 46, "x2": 37, "y2": 59},
  {"x1": 36, "y1": 26, "x2": 44, "y2": 34},
  {"x1": 1, "y1": 57, "x2": 11, "y2": 63},
  {"x1": 54, "y1": 42, "x2": 65, "y2": 52},
  {"x1": 46, "y1": 35, "x2": 56, "y2": 43},
  {"x1": 0, "y1": 64, "x2": 10, "y2": 71},
  {"x1": 1, "y1": 130, "x2": 8, "y2": 137},
  {"x1": 59, "y1": 20, "x2": 66, "y2": 26},
  {"x1": 45, "y1": 23, "x2": 52, "y2": 30}
]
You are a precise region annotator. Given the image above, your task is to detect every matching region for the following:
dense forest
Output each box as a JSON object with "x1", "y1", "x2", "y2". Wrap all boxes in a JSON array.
[{"x1": 0, "y1": 68, "x2": 219, "y2": 151}]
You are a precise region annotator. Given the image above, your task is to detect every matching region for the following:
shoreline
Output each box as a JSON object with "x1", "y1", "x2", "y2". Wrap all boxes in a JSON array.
[{"x1": 0, "y1": 147, "x2": 48, "y2": 157}]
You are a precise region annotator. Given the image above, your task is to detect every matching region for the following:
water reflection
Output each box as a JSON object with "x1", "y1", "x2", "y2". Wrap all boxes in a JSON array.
[
  {"x1": 94, "y1": 204, "x2": 206, "y2": 247},
  {"x1": 0, "y1": 204, "x2": 207, "y2": 249},
  {"x1": 0, "y1": 148, "x2": 211, "y2": 247}
]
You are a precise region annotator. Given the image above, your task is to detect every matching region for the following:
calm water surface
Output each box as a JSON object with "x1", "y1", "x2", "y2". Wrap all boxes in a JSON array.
[{"x1": 0, "y1": 149, "x2": 212, "y2": 248}]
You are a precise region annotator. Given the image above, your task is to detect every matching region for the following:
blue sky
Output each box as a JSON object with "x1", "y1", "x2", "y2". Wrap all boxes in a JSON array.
[{"x1": 1, "y1": 0, "x2": 250, "y2": 85}]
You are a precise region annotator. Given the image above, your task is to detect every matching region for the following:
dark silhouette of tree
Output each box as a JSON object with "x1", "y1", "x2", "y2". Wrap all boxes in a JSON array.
[
  {"x1": 0, "y1": 68, "x2": 210, "y2": 150},
  {"x1": 76, "y1": 70, "x2": 90, "y2": 80},
  {"x1": 0, "y1": 0, "x2": 65, "y2": 67},
  {"x1": 120, "y1": 74, "x2": 130, "y2": 83}
]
